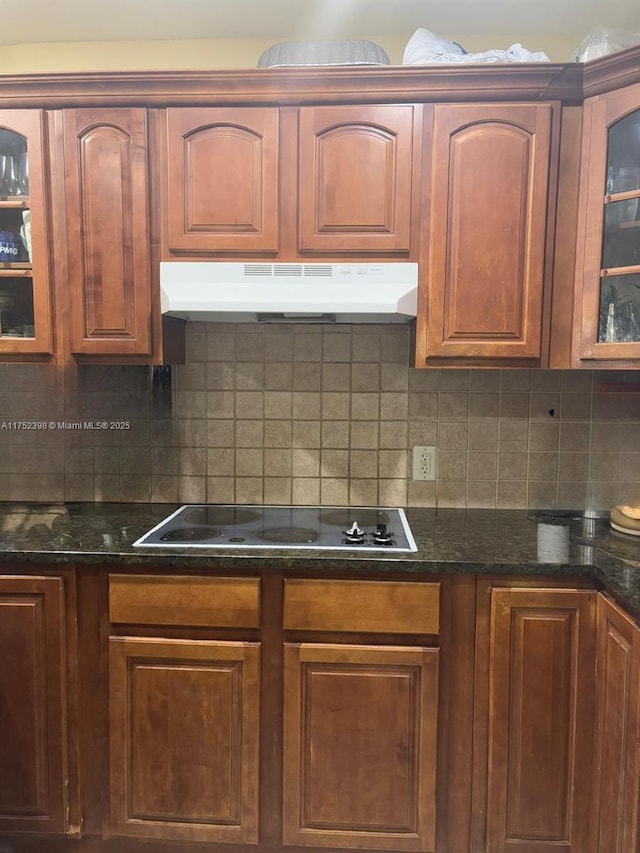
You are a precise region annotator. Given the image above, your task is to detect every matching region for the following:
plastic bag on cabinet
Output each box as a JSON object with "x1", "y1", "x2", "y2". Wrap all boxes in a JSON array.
[
  {"x1": 402, "y1": 28, "x2": 549, "y2": 64},
  {"x1": 572, "y1": 26, "x2": 640, "y2": 62}
]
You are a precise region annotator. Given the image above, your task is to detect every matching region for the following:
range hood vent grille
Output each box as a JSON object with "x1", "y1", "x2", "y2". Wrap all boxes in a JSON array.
[
  {"x1": 243, "y1": 263, "x2": 275, "y2": 276},
  {"x1": 244, "y1": 263, "x2": 334, "y2": 278}
]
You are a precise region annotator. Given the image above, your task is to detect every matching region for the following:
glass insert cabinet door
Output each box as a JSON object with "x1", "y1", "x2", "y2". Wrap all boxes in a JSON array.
[
  {"x1": 598, "y1": 110, "x2": 640, "y2": 345},
  {"x1": 0, "y1": 111, "x2": 52, "y2": 356}
]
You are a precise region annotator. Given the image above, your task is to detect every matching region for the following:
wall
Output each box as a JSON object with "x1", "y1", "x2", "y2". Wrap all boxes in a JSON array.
[
  {"x1": 0, "y1": 33, "x2": 579, "y2": 74},
  {"x1": 1, "y1": 322, "x2": 639, "y2": 510}
]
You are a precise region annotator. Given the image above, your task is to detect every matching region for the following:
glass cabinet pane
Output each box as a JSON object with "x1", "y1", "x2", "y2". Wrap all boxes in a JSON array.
[
  {"x1": 598, "y1": 274, "x2": 640, "y2": 343},
  {"x1": 0, "y1": 127, "x2": 34, "y2": 342},
  {"x1": 606, "y1": 112, "x2": 640, "y2": 188},
  {"x1": 598, "y1": 111, "x2": 640, "y2": 343},
  {"x1": 0, "y1": 278, "x2": 35, "y2": 338},
  {"x1": 602, "y1": 208, "x2": 640, "y2": 268},
  {"x1": 0, "y1": 129, "x2": 28, "y2": 198}
]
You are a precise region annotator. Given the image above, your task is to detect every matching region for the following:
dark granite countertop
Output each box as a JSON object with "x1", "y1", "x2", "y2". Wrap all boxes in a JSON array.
[{"x1": 1, "y1": 502, "x2": 640, "y2": 619}]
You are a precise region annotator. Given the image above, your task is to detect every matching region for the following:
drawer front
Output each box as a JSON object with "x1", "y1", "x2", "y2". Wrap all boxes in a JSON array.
[
  {"x1": 284, "y1": 579, "x2": 439, "y2": 635},
  {"x1": 109, "y1": 575, "x2": 260, "y2": 628}
]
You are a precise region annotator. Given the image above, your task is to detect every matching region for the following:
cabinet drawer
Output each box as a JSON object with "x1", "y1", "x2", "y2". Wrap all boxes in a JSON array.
[
  {"x1": 283, "y1": 579, "x2": 439, "y2": 634},
  {"x1": 109, "y1": 575, "x2": 260, "y2": 628}
]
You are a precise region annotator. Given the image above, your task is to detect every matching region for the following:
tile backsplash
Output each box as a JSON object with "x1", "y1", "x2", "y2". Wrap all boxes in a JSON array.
[{"x1": 1, "y1": 322, "x2": 639, "y2": 510}]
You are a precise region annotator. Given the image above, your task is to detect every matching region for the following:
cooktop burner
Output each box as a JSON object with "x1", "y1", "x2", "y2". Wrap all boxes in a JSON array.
[
  {"x1": 160, "y1": 527, "x2": 222, "y2": 543},
  {"x1": 319, "y1": 508, "x2": 390, "y2": 527},
  {"x1": 258, "y1": 527, "x2": 319, "y2": 544},
  {"x1": 184, "y1": 506, "x2": 261, "y2": 526},
  {"x1": 133, "y1": 505, "x2": 417, "y2": 552}
]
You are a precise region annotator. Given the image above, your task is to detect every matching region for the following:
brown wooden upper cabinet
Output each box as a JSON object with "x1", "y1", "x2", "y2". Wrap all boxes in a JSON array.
[
  {"x1": 162, "y1": 104, "x2": 418, "y2": 258},
  {"x1": 297, "y1": 105, "x2": 417, "y2": 255},
  {"x1": 416, "y1": 103, "x2": 556, "y2": 366},
  {"x1": 0, "y1": 110, "x2": 53, "y2": 359},
  {"x1": 63, "y1": 108, "x2": 153, "y2": 357},
  {"x1": 164, "y1": 107, "x2": 279, "y2": 254},
  {"x1": 573, "y1": 83, "x2": 640, "y2": 368}
]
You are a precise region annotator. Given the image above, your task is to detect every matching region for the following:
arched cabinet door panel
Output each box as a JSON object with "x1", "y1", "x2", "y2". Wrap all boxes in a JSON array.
[
  {"x1": 63, "y1": 109, "x2": 152, "y2": 356},
  {"x1": 298, "y1": 105, "x2": 416, "y2": 254},
  {"x1": 420, "y1": 103, "x2": 553, "y2": 364},
  {"x1": 165, "y1": 107, "x2": 279, "y2": 254}
]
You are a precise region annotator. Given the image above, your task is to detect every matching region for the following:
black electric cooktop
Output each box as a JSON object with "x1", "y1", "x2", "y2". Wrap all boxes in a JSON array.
[{"x1": 133, "y1": 505, "x2": 417, "y2": 552}]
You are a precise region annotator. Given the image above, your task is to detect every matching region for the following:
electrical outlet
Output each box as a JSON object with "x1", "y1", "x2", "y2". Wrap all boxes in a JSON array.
[{"x1": 412, "y1": 446, "x2": 436, "y2": 481}]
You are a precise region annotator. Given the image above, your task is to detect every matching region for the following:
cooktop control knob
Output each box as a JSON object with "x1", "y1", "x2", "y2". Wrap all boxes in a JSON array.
[
  {"x1": 373, "y1": 523, "x2": 394, "y2": 546},
  {"x1": 344, "y1": 521, "x2": 365, "y2": 545}
]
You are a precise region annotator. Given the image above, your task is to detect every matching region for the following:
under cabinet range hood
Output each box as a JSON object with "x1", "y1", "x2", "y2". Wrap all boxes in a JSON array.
[{"x1": 160, "y1": 262, "x2": 418, "y2": 323}]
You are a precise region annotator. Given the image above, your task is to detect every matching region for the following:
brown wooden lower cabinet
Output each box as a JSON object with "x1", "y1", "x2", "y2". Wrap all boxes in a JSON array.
[
  {"x1": 591, "y1": 594, "x2": 640, "y2": 852},
  {"x1": 479, "y1": 586, "x2": 596, "y2": 853},
  {"x1": 0, "y1": 575, "x2": 73, "y2": 836},
  {"x1": 108, "y1": 636, "x2": 260, "y2": 844},
  {"x1": 7, "y1": 570, "x2": 640, "y2": 853},
  {"x1": 283, "y1": 642, "x2": 439, "y2": 852}
]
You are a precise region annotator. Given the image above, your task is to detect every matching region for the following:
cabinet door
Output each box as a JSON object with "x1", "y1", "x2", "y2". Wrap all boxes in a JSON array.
[
  {"x1": 628, "y1": 617, "x2": 640, "y2": 853},
  {"x1": 421, "y1": 104, "x2": 553, "y2": 363},
  {"x1": 574, "y1": 85, "x2": 640, "y2": 365},
  {"x1": 63, "y1": 109, "x2": 152, "y2": 356},
  {"x1": 486, "y1": 588, "x2": 595, "y2": 853},
  {"x1": 0, "y1": 576, "x2": 69, "y2": 834},
  {"x1": 0, "y1": 110, "x2": 53, "y2": 357},
  {"x1": 165, "y1": 107, "x2": 279, "y2": 253},
  {"x1": 591, "y1": 594, "x2": 640, "y2": 852},
  {"x1": 298, "y1": 105, "x2": 416, "y2": 254},
  {"x1": 109, "y1": 636, "x2": 260, "y2": 844},
  {"x1": 283, "y1": 642, "x2": 438, "y2": 851}
]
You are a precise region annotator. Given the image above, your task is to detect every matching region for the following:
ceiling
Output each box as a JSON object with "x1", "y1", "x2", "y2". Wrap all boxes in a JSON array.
[{"x1": 6, "y1": 0, "x2": 640, "y2": 46}]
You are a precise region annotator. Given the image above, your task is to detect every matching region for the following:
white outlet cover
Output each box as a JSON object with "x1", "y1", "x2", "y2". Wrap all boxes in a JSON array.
[{"x1": 412, "y1": 446, "x2": 436, "y2": 481}]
